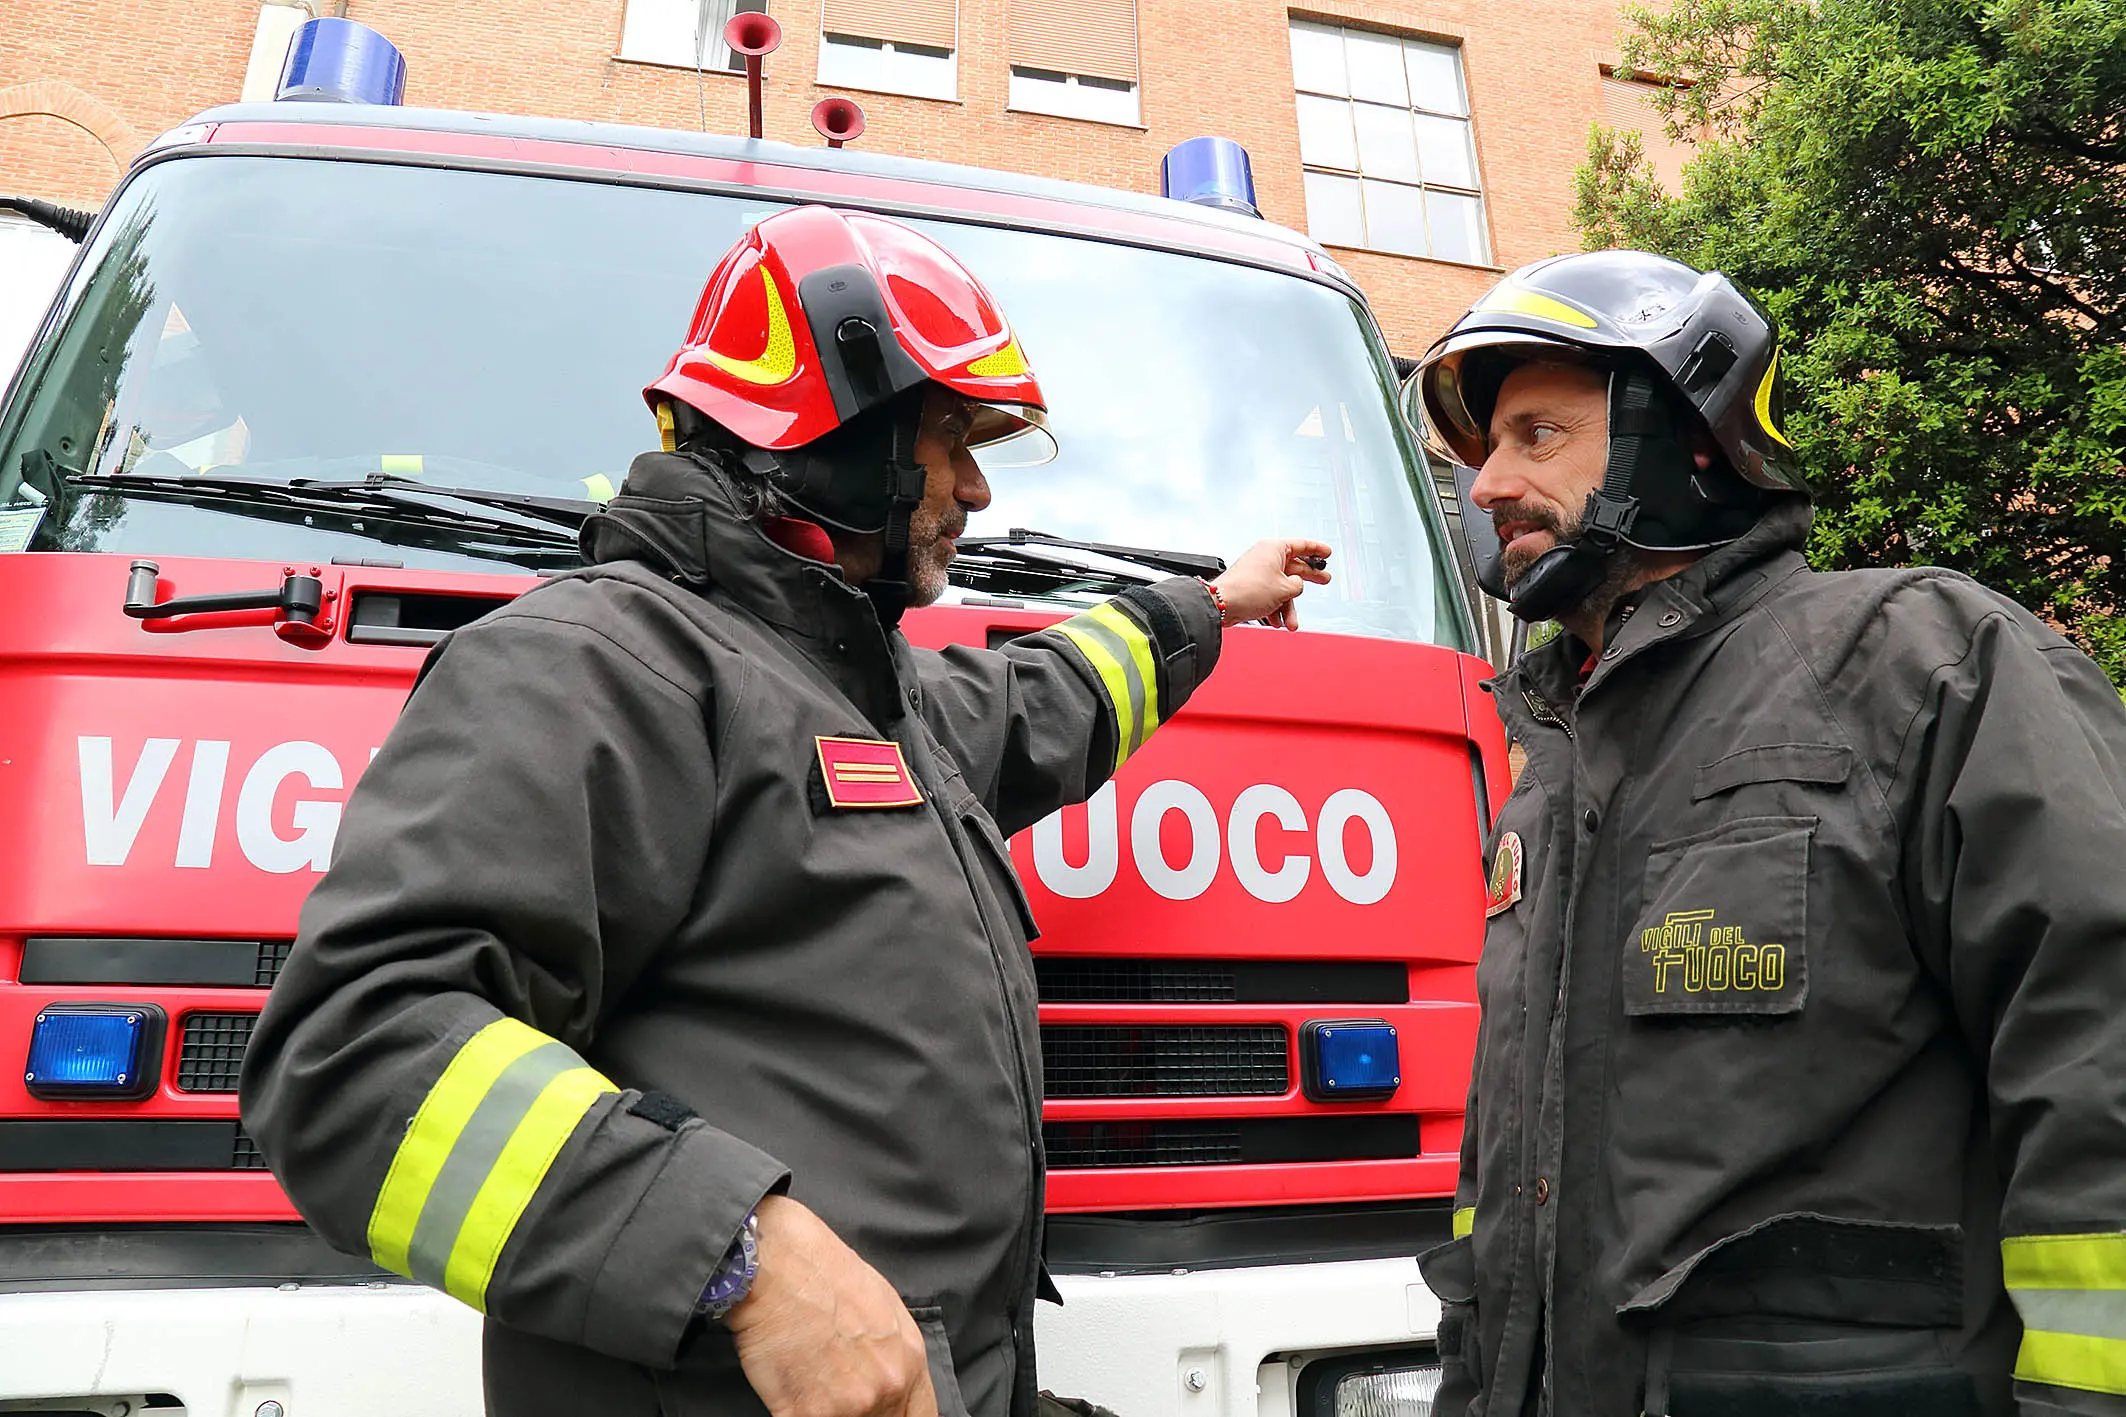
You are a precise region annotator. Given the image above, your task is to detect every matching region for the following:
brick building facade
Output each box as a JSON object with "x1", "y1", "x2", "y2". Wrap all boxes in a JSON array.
[{"x1": 0, "y1": 0, "x2": 1684, "y2": 358}]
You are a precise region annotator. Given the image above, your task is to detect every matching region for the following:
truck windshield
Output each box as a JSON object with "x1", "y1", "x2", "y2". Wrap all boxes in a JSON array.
[{"x1": 0, "y1": 153, "x2": 1464, "y2": 647}]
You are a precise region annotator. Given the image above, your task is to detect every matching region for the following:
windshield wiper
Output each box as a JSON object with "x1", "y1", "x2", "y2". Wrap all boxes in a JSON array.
[
  {"x1": 288, "y1": 474, "x2": 600, "y2": 534},
  {"x1": 955, "y1": 528, "x2": 1225, "y2": 580},
  {"x1": 64, "y1": 471, "x2": 586, "y2": 548}
]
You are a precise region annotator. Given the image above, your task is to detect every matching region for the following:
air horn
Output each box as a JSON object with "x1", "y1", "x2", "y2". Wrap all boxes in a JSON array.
[
  {"x1": 723, "y1": 11, "x2": 782, "y2": 140},
  {"x1": 811, "y1": 96, "x2": 866, "y2": 148}
]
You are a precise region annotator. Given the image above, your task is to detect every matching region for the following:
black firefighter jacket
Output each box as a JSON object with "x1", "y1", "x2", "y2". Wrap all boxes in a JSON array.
[
  {"x1": 1420, "y1": 500, "x2": 2126, "y2": 1417},
  {"x1": 239, "y1": 451, "x2": 1223, "y2": 1417}
]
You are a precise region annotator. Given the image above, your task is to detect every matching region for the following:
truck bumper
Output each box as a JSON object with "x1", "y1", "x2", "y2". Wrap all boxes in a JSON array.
[
  {"x1": 0, "y1": 1255, "x2": 1439, "y2": 1416},
  {"x1": 1035, "y1": 1255, "x2": 1441, "y2": 1417},
  {"x1": 0, "y1": 1282, "x2": 483, "y2": 1416}
]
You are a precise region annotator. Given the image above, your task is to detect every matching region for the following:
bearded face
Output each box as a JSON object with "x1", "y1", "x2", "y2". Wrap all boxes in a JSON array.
[{"x1": 902, "y1": 495, "x2": 970, "y2": 608}]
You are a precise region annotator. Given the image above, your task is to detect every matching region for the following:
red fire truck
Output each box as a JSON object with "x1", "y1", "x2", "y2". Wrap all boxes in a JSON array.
[{"x1": 0, "y1": 53, "x2": 1506, "y2": 1417}]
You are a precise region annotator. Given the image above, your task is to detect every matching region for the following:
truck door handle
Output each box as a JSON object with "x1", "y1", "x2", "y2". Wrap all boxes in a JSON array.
[{"x1": 122, "y1": 559, "x2": 327, "y2": 633}]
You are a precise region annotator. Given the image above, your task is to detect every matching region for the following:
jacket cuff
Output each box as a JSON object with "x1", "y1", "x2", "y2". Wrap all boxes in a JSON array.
[
  {"x1": 581, "y1": 1110, "x2": 790, "y2": 1367},
  {"x1": 1114, "y1": 577, "x2": 1223, "y2": 717}
]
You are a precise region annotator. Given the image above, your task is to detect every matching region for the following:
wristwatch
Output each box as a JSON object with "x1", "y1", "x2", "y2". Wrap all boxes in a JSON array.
[{"x1": 696, "y1": 1209, "x2": 761, "y2": 1323}]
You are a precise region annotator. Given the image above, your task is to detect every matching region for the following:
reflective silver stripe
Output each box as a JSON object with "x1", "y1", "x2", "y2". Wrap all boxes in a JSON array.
[
  {"x1": 1068, "y1": 614, "x2": 1147, "y2": 755},
  {"x1": 403, "y1": 1040, "x2": 582, "y2": 1290},
  {"x1": 2014, "y1": 1290, "x2": 2126, "y2": 1343}
]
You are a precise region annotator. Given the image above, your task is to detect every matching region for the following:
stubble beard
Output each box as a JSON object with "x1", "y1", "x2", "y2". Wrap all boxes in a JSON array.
[
  {"x1": 1493, "y1": 496, "x2": 1646, "y2": 634},
  {"x1": 902, "y1": 501, "x2": 969, "y2": 608}
]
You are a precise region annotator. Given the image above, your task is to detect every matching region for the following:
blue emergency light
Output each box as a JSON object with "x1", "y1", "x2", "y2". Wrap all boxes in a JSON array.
[
  {"x1": 25, "y1": 1004, "x2": 163, "y2": 1100},
  {"x1": 1161, "y1": 137, "x2": 1261, "y2": 218},
  {"x1": 277, "y1": 17, "x2": 407, "y2": 106},
  {"x1": 1300, "y1": 1019, "x2": 1400, "y2": 1102}
]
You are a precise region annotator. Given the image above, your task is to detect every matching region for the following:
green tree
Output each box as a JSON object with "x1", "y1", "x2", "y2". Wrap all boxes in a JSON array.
[{"x1": 1575, "y1": 0, "x2": 2126, "y2": 682}]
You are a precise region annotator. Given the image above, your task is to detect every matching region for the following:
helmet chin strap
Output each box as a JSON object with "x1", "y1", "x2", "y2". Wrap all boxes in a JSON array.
[
  {"x1": 1495, "y1": 368, "x2": 1655, "y2": 624},
  {"x1": 860, "y1": 412, "x2": 929, "y2": 624}
]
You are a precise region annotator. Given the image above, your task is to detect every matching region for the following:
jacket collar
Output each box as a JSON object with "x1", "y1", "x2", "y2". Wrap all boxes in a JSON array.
[
  {"x1": 578, "y1": 451, "x2": 908, "y2": 724},
  {"x1": 1498, "y1": 496, "x2": 1815, "y2": 722}
]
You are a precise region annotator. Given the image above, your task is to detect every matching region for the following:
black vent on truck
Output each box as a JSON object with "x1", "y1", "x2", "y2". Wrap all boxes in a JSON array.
[
  {"x1": 233, "y1": 1126, "x2": 269, "y2": 1170},
  {"x1": 1042, "y1": 1025, "x2": 1288, "y2": 1098},
  {"x1": 20, "y1": 937, "x2": 292, "y2": 988},
  {"x1": 176, "y1": 1013, "x2": 257, "y2": 1093},
  {"x1": 1044, "y1": 1116, "x2": 1419, "y2": 1169},
  {"x1": 1035, "y1": 958, "x2": 1408, "y2": 1004},
  {"x1": 346, "y1": 590, "x2": 512, "y2": 647},
  {"x1": 255, "y1": 939, "x2": 292, "y2": 987}
]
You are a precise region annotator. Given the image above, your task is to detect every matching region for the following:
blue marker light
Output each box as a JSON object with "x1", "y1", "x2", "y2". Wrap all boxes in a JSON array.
[
  {"x1": 1301, "y1": 1019, "x2": 1400, "y2": 1101},
  {"x1": 25, "y1": 1005, "x2": 161, "y2": 1099},
  {"x1": 277, "y1": 17, "x2": 408, "y2": 106},
  {"x1": 1161, "y1": 137, "x2": 1261, "y2": 218}
]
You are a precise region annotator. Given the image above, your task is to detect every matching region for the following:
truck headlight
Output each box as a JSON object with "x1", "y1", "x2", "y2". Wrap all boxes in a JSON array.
[{"x1": 1298, "y1": 1349, "x2": 1442, "y2": 1416}]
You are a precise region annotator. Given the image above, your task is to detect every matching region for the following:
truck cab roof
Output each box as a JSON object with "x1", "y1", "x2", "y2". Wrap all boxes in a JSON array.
[{"x1": 158, "y1": 102, "x2": 1361, "y2": 299}]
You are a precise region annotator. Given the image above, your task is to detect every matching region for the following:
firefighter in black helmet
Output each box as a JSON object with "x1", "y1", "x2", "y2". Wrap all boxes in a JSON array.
[
  {"x1": 1410, "y1": 252, "x2": 2126, "y2": 1417},
  {"x1": 1416, "y1": 249, "x2": 1800, "y2": 625}
]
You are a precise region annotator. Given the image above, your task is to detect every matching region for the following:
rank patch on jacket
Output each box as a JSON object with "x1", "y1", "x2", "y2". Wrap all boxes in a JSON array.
[
  {"x1": 1484, "y1": 832, "x2": 1524, "y2": 918},
  {"x1": 814, "y1": 736, "x2": 924, "y2": 809}
]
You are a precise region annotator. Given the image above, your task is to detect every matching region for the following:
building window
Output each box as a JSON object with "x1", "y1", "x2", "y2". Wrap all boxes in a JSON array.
[
  {"x1": 1007, "y1": 0, "x2": 1141, "y2": 126},
  {"x1": 1290, "y1": 19, "x2": 1488, "y2": 265},
  {"x1": 1599, "y1": 70, "x2": 1693, "y2": 193},
  {"x1": 619, "y1": 0, "x2": 767, "y2": 71},
  {"x1": 817, "y1": 0, "x2": 958, "y2": 100}
]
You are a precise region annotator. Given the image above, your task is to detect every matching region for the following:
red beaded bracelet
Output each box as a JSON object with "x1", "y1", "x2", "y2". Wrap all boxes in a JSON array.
[{"x1": 1199, "y1": 578, "x2": 1228, "y2": 626}]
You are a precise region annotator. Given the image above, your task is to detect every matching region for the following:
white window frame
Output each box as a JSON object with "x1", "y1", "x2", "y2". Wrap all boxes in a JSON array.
[
  {"x1": 1007, "y1": 66, "x2": 1141, "y2": 126},
  {"x1": 816, "y1": 30, "x2": 959, "y2": 102},
  {"x1": 1290, "y1": 20, "x2": 1491, "y2": 266},
  {"x1": 617, "y1": 0, "x2": 763, "y2": 73}
]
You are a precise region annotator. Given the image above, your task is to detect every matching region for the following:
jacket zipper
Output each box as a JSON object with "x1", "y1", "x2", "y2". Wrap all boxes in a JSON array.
[
  {"x1": 1523, "y1": 687, "x2": 1574, "y2": 742},
  {"x1": 914, "y1": 728, "x2": 1045, "y2": 1391}
]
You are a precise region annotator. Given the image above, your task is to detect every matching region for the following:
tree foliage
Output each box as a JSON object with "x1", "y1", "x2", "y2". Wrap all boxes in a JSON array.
[{"x1": 1575, "y1": 0, "x2": 2126, "y2": 682}]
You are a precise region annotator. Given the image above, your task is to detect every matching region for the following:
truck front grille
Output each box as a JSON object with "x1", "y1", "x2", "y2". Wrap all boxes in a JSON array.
[
  {"x1": 255, "y1": 939, "x2": 292, "y2": 986},
  {"x1": 233, "y1": 1126, "x2": 269, "y2": 1170},
  {"x1": 1043, "y1": 1116, "x2": 1420, "y2": 1169},
  {"x1": 1041, "y1": 1025, "x2": 1287, "y2": 1098},
  {"x1": 1035, "y1": 958, "x2": 1407, "y2": 1004},
  {"x1": 176, "y1": 1012, "x2": 257, "y2": 1093}
]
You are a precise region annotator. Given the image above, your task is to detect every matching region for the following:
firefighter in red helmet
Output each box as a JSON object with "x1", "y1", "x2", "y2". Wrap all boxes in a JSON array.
[{"x1": 242, "y1": 205, "x2": 1331, "y2": 1417}]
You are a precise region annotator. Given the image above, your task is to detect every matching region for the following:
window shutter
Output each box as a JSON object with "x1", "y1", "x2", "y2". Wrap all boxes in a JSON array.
[
  {"x1": 1600, "y1": 76, "x2": 1690, "y2": 193},
  {"x1": 1008, "y1": 0, "x2": 1139, "y2": 84},
  {"x1": 822, "y1": 0, "x2": 958, "y2": 50}
]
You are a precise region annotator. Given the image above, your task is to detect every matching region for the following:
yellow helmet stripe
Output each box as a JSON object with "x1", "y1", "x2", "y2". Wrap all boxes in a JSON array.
[
  {"x1": 967, "y1": 340, "x2": 1028, "y2": 378},
  {"x1": 705, "y1": 266, "x2": 799, "y2": 386},
  {"x1": 1473, "y1": 285, "x2": 1599, "y2": 330},
  {"x1": 1754, "y1": 347, "x2": 1795, "y2": 449}
]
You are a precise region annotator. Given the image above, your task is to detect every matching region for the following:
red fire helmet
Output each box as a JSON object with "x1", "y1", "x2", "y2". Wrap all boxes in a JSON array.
[{"x1": 647, "y1": 205, "x2": 1054, "y2": 463}]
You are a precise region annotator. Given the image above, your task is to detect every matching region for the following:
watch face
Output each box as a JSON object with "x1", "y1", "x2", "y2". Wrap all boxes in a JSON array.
[{"x1": 698, "y1": 1215, "x2": 762, "y2": 1317}]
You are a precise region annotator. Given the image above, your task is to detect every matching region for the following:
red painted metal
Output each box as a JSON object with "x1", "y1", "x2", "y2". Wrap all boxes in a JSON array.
[
  {"x1": 0, "y1": 1173, "x2": 298, "y2": 1224},
  {"x1": 1047, "y1": 1157, "x2": 1461, "y2": 1213},
  {"x1": 0, "y1": 549, "x2": 1490, "y2": 1223}
]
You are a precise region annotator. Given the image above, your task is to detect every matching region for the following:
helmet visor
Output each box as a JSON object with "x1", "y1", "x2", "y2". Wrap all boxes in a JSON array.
[
  {"x1": 1415, "y1": 331, "x2": 1606, "y2": 468},
  {"x1": 966, "y1": 402, "x2": 1059, "y2": 469}
]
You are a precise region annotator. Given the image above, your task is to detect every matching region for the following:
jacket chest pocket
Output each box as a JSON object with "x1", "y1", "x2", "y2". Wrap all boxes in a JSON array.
[
  {"x1": 962, "y1": 806, "x2": 1042, "y2": 946},
  {"x1": 1625, "y1": 815, "x2": 1814, "y2": 1018}
]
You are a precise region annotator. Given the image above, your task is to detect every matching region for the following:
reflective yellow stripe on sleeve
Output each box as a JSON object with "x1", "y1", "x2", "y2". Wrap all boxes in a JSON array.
[
  {"x1": 368, "y1": 1017, "x2": 617, "y2": 1311},
  {"x1": 1453, "y1": 1206, "x2": 1475, "y2": 1239},
  {"x1": 1054, "y1": 601, "x2": 1160, "y2": 772},
  {"x1": 2004, "y1": 1233, "x2": 2126, "y2": 1396}
]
